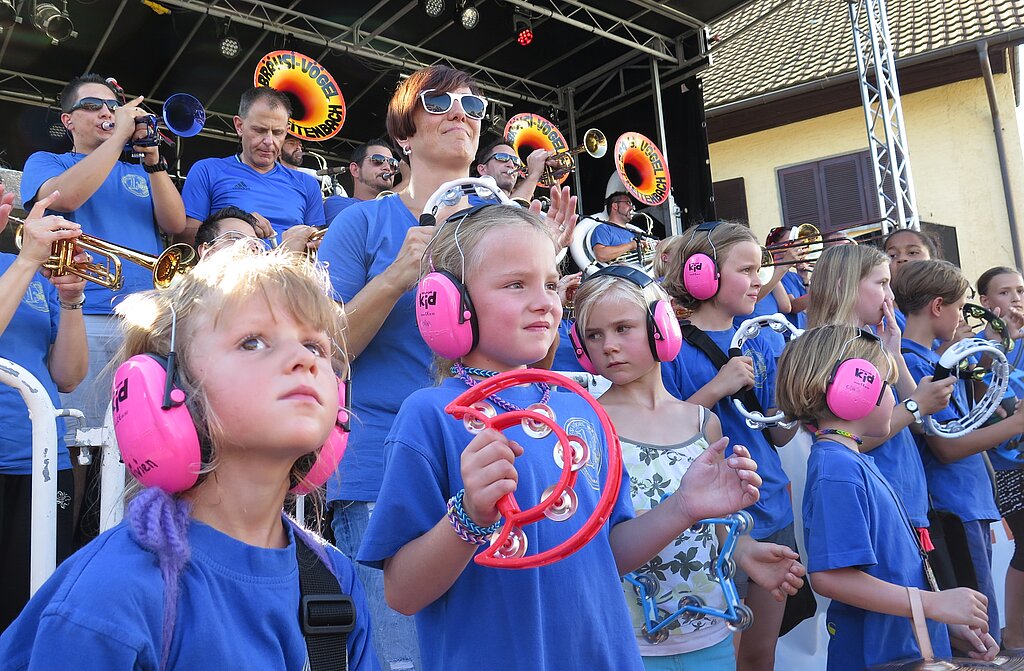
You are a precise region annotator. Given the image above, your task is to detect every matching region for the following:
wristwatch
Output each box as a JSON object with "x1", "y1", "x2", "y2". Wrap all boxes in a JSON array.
[
  {"x1": 903, "y1": 398, "x2": 922, "y2": 424},
  {"x1": 143, "y1": 157, "x2": 168, "y2": 174}
]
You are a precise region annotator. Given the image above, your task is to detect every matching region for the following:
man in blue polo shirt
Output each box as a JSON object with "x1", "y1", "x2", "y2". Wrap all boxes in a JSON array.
[
  {"x1": 591, "y1": 191, "x2": 645, "y2": 263},
  {"x1": 181, "y1": 87, "x2": 324, "y2": 245}
]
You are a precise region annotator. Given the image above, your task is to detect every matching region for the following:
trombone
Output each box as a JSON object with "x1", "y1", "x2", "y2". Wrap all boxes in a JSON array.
[{"x1": 12, "y1": 217, "x2": 197, "y2": 290}]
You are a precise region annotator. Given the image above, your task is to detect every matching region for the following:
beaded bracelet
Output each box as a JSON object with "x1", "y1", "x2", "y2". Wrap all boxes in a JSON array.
[{"x1": 446, "y1": 489, "x2": 501, "y2": 546}]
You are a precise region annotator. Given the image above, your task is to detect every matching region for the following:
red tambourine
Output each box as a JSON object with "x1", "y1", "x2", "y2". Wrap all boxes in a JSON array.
[{"x1": 445, "y1": 369, "x2": 622, "y2": 569}]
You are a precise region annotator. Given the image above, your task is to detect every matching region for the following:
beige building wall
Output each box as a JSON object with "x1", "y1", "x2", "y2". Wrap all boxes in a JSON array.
[{"x1": 708, "y1": 70, "x2": 1024, "y2": 286}]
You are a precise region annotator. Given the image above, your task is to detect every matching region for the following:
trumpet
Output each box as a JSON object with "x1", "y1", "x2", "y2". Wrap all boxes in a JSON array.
[
  {"x1": 101, "y1": 82, "x2": 205, "y2": 158},
  {"x1": 542, "y1": 128, "x2": 607, "y2": 186},
  {"x1": 506, "y1": 114, "x2": 606, "y2": 188},
  {"x1": 13, "y1": 217, "x2": 197, "y2": 290}
]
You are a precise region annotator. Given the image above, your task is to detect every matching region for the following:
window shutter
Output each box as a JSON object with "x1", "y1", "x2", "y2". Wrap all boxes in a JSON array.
[
  {"x1": 778, "y1": 165, "x2": 823, "y2": 229},
  {"x1": 821, "y1": 155, "x2": 868, "y2": 230},
  {"x1": 712, "y1": 177, "x2": 749, "y2": 225}
]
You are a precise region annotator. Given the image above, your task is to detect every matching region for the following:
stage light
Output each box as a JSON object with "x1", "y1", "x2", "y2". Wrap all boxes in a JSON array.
[
  {"x1": 455, "y1": 1, "x2": 479, "y2": 30},
  {"x1": 514, "y1": 12, "x2": 533, "y2": 46},
  {"x1": 0, "y1": 1, "x2": 18, "y2": 30},
  {"x1": 420, "y1": 0, "x2": 445, "y2": 18},
  {"x1": 219, "y1": 35, "x2": 241, "y2": 59},
  {"x1": 32, "y1": 1, "x2": 75, "y2": 45}
]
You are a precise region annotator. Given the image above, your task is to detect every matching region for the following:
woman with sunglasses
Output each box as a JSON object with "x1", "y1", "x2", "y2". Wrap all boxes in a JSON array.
[{"x1": 316, "y1": 64, "x2": 575, "y2": 671}]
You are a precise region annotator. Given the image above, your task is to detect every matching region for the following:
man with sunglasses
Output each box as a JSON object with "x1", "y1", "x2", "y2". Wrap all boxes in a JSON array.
[
  {"x1": 323, "y1": 138, "x2": 398, "y2": 221},
  {"x1": 180, "y1": 86, "x2": 325, "y2": 245},
  {"x1": 472, "y1": 138, "x2": 551, "y2": 201},
  {"x1": 21, "y1": 73, "x2": 187, "y2": 539}
]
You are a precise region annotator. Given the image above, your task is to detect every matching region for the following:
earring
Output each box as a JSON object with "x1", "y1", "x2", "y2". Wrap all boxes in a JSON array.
[{"x1": 402, "y1": 145, "x2": 411, "y2": 156}]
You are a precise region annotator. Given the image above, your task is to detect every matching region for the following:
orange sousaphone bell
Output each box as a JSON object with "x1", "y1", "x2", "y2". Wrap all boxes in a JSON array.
[
  {"x1": 614, "y1": 131, "x2": 670, "y2": 207},
  {"x1": 253, "y1": 50, "x2": 345, "y2": 141}
]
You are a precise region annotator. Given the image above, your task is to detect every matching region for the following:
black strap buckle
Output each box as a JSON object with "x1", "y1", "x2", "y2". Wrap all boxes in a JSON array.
[{"x1": 300, "y1": 594, "x2": 356, "y2": 635}]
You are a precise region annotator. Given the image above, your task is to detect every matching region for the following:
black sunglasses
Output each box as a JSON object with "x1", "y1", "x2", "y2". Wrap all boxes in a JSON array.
[
  {"x1": 69, "y1": 97, "x2": 119, "y2": 113},
  {"x1": 486, "y1": 152, "x2": 523, "y2": 167},
  {"x1": 419, "y1": 89, "x2": 488, "y2": 120},
  {"x1": 367, "y1": 154, "x2": 399, "y2": 169}
]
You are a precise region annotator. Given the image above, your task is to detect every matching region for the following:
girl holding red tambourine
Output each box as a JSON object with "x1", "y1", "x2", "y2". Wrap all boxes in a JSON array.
[{"x1": 358, "y1": 204, "x2": 763, "y2": 669}]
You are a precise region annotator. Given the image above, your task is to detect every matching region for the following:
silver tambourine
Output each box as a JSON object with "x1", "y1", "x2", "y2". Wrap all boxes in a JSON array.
[
  {"x1": 419, "y1": 177, "x2": 567, "y2": 263},
  {"x1": 924, "y1": 337, "x2": 1010, "y2": 439},
  {"x1": 731, "y1": 313, "x2": 803, "y2": 429}
]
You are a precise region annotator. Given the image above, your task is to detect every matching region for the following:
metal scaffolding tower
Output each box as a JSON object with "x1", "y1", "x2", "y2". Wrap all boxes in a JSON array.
[{"x1": 847, "y1": 0, "x2": 919, "y2": 232}]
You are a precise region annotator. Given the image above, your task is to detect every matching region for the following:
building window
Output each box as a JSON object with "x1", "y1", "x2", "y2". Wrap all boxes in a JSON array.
[
  {"x1": 712, "y1": 177, "x2": 748, "y2": 225},
  {"x1": 777, "y1": 150, "x2": 894, "y2": 232}
]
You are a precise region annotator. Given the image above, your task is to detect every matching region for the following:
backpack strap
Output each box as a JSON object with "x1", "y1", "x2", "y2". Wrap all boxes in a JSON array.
[
  {"x1": 296, "y1": 538, "x2": 355, "y2": 671},
  {"x1": 679, "y1": 321, "x2": 777, "y2": 449}
]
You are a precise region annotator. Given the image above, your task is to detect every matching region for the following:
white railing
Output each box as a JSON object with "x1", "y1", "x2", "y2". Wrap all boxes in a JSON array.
[{"x1": 0, "y1": 356, "x2": 82, "y2": 593}]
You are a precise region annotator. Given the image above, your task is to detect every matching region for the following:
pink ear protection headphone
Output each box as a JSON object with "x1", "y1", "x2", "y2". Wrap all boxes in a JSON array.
[
  {"x1": 111, "y1": 309, "x2": 350, "y2": 494},
  {"x1": 415, "y1": 204, "x2": 496, "y2": 359},
  {"x1": 825, "y1": 328, "x2": 889, "y2": 421},
  {"x1": 681, "y1": 221, "x2": 723, "y2": 301},
  {"x1": 569, "y1": 265, "x2": 683, "y2": 375}
]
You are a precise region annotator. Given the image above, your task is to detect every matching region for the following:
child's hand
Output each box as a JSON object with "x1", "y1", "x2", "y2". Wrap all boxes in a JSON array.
[
  {"x1": 948, "y1": 624, "x2": 999, "y2": 661},
  {"x1": 921, "y1": 587, "x2": 989, "y2": 629},
  {"x1": 734, "y1": 536, "x2": 806, "y2": 602},
  {"x1": 949, "y1": 318, "x2": 975, "y2": 345},
  {"x1": 714, "y1": 356, "x2": 755, "y2": 396},
  {"x1": 460, "y1": 428, "x2": 524, "y2": 528},
  {"x1": 910, "y1": 375, "x2": 957, "y2": 416},
  {"x1": 878, "y1": 298, "x2": 903, "y2": 354},
  {"x1": 675, "y1": 438, "x2": 760, "y2": 526}
]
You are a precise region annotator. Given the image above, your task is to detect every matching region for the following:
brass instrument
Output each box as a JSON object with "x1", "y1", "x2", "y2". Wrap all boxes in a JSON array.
[
  {"x1": 542, "y1": 128, "x2": 607, "y2": 186},
  {"x1": 505, "y1": 114, "x2": 606, "y2": 188},
  {"x1": 13, "y1": 217, "x2": 196, "y2": 290},
  {"x1": 614, "y1": 132, "x2": 670, "y2": 207}
]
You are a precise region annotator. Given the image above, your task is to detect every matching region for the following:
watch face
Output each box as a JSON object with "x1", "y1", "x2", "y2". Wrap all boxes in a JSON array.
[{"x1": 906, "y1": 400, "x2": 919, "y2": 411}]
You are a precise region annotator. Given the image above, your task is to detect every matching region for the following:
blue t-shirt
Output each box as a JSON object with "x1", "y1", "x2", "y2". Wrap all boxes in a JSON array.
[
  {"x1": 551, "y1": 319, "x2": 585, "y2": 373},
  {"x1": 359, "y1": 379, "x2": 643, "y2": 670},
  {"x1": 803, "y1": 440, "x2": 951, "y2": 670},
  {"x1": 590, "y1": 222, "x2": 635, "y2": 250},
  {"x1": 988, "y1": 364, "x2": 1024, "y2": 471},
  {"x1": 661, "y1": 326, "x2": 793, "y2": 538},
  {"x1": 0, "y1": 253, "x2": 70, "y2": 474},
  {"x1": 780, "y1": 271, "x2": 808, "y2": 331},
  {"x1": 21, "y1": 152, "x2": 163, "y2": 315},
  {"x1": 182, "y1": 156, "x2": 324, "y2": 239},
  {"x1": 733, "y1": 296, "x2": 787, "y2": 355},
  {"x1": 901, "y1": 339, "x2": 1000, "y2": 522},
  {"x1": 866, "y1": 390, "x2": 931, "y2": 527},
  {"x1": 324, "y1": 195, "x2": 360, "y2": 223},
  {"x1": 0, "y1": 516, "x2": 378, "y2": 670},
  {"x1": 316, "y1": 194, "x2": 432, "y2": 502}
]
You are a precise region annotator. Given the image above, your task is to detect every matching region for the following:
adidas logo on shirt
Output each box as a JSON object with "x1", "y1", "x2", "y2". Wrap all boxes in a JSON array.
[{"x1": 233, "y1": 181, "x2": 249, "y2": 190}]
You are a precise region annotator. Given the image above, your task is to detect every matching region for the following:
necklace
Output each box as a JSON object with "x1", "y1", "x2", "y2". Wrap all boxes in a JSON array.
[
  {"x1": 814, "y1": 428, "x2": 863, "y2": 447},
  {"x1": 450, "y1": 362, "x2": 551, "y2": 413}
]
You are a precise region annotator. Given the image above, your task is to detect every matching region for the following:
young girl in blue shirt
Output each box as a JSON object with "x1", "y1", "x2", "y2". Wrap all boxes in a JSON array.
[
  {"x1": 806, "y1": 244, "x2": 955, "y2": 548},
  {"x1": 0, "y1": 244, "x2": 378, "y2": 670},
  {"x1": 658, "y1": 222, "x2": 797, "y2": 671},
  {"x1": 776, "y1": 324, "x2": 998, "y2": 670},
  {"x1": 358, "y1": 205, "x2": 763, "y2": 670},
  {"x1": 974, "y1": 265, "x2": 1024, "y2": 648},
  {"x1": 572, "y1": 265, "x2": 806, "y2": 670}
]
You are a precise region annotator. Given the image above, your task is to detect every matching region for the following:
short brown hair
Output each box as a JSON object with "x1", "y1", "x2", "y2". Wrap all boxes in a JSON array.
[
  {"x1": 891, "y1": 259, "x2": 969, "y2": 315},
  {"x1": 776, "y1": 325, "x2": 898, "y2": 425},
  {"x1": 386, "y1": 65, "x2": 481, "y2": 143}
]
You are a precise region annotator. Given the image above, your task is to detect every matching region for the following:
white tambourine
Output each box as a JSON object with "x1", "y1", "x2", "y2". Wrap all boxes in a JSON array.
[
  {"x1": 420, "y1": 177, "x2": 567, "y2": 263},
  {"x1": 730, "y1": 314, "x2": 803, "y2": 429},
  {"x1": 924, "y1": 337, "x2": 1009, "y2": 439}
]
